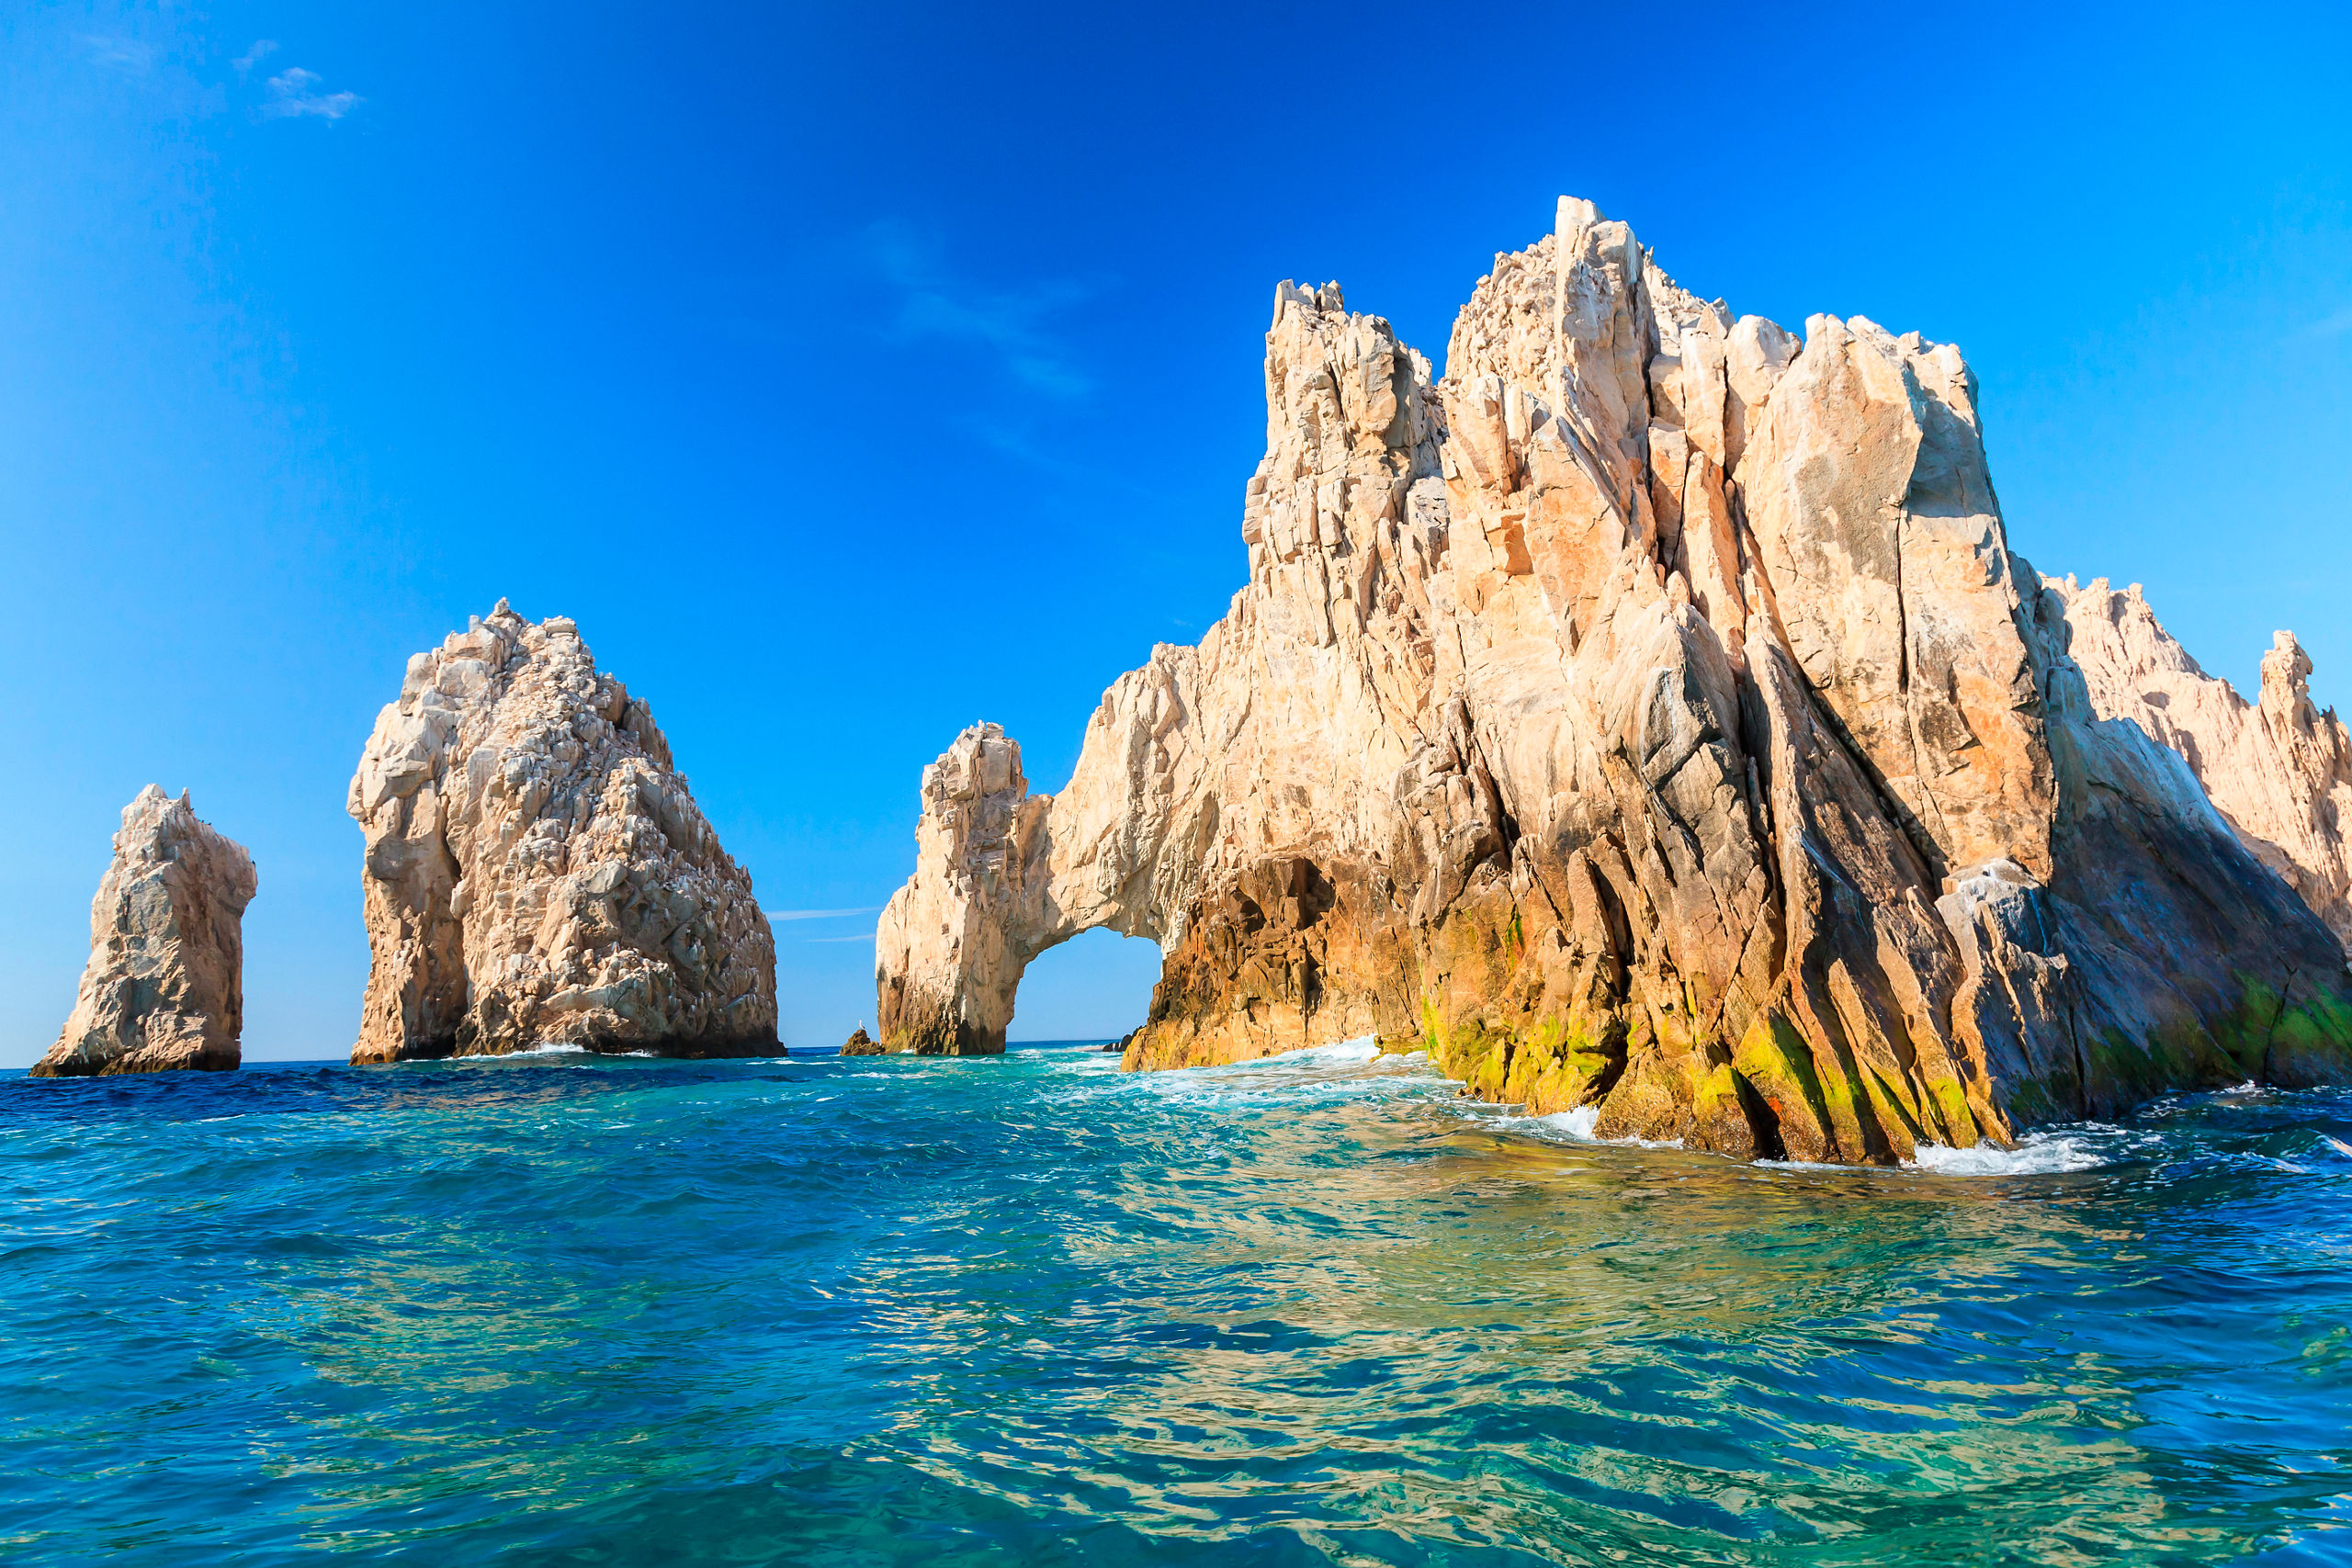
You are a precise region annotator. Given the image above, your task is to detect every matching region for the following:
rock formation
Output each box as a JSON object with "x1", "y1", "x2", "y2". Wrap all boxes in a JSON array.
[
  {"x1": 36, "y1": 786, "x2": 256, "y2": 1077},
  {"x1": 876, "y1": 197, "x2": 2352, "y2": 1162},
  {"x1": 842, "y1": 1025, "x2": 883, "y2": 1055},
  {"x1": 2049, "y1": 576, "x2": 2352, "y2": 954},
  {"x1": 349, "y1": 601, "x2": 777, "y2": 1063}
]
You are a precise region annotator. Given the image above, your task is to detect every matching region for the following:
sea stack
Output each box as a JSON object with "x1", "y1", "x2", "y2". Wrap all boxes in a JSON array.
[
  {"x1": 874, "y1": 196, "x2": 2352, "y2": 1162},
  {"x1": 347, "y1": 601, "x2": 777, "y2": 1062},
  {"x1": 35, "y1": 786, "x2": 256, "y2": 1077}
]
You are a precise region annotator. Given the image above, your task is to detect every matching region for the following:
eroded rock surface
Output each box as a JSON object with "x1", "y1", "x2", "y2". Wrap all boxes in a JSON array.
[
  {"x1": 876, "y1": 198, "x2": 2352, "y2": 1161},
  {"x1": 37, "y1": 786, "x2": 256, "y2": 1077},
  {"x1": 349, "y1": 601, "x2": 776, "y2": 1062},
  {"x1": 2050, "y1": 575, "x2": 2352, "y2": 954}
]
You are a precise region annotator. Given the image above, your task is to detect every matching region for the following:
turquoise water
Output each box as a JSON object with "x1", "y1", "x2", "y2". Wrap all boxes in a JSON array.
[{"x1": 5, "y1": 1040, "x2": 2350, "y2": 1565}]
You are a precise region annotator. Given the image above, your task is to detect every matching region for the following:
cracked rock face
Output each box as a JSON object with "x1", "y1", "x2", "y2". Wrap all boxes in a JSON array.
[
  {"x1": 876, "y1": 197, "x2": 2352, "y2": 1161},
  {"x1": 349, "y1": 601, "x2": 777, "y2": 1063},
  {"x1": 36, "y1": 786, "x2": 256, "y2": 1077}
]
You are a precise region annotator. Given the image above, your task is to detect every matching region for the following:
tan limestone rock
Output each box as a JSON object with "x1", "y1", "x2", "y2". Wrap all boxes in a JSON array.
[
  {"x1": 36, "y1": 786, "x2": 256, "y2": 1077},
  {"x1": 348, "y1": 601, "x2": 777, "y2": 1063},
  {"x1": 875, "y1": 199, "x2": 2352, "y2": 1160}
]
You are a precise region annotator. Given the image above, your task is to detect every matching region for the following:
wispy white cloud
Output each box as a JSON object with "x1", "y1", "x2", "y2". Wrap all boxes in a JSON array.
[
  {"x1": 868, "y1": 224, "x2": 1093, "y2": 397},
  {"x1": 233, "y1": 39, "x2": 278, "y2": 76},
  {"x1": 763, "y1": 907, "x2": 879, "y2": 921},
  {"x1": 81, "y1": 34, "x2": 156, "y2": 74},
  {"x1": 2305, "y1": 307, "x2": 2352, "y2": 341},
  {"x1": 261, "y1": 66, "x2": 360, "y2": 120}
]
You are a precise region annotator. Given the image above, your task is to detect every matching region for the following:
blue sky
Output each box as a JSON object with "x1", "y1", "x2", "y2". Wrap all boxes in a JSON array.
[{"x1": 4, "y1": 1, "x2": 2347, "y2": 1066}]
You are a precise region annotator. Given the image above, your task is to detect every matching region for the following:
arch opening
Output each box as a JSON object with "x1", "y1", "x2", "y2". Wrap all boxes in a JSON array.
[{"x1": 1005, "y1": 927, "x2": 1162, "y2": 1044}]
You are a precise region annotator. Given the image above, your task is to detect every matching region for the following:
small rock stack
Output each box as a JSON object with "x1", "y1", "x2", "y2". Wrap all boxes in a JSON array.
[{"x1": 37, "y1": 786, "x2": 256, "y2": 1077}]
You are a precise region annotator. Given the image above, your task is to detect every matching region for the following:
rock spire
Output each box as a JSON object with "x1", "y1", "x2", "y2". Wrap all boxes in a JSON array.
[
  {"x1": 875, "y1": 197, "x2": 2352, "y2": 1161},
  {"x1": 348, "y1": 601, "x2": 777, "y2": 1062},
  {"x1": 36, "y1": 786, "x2": 256, "y2": 1077}
]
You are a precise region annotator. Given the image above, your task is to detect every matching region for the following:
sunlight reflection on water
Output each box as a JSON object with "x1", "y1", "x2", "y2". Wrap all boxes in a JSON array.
[{"x1": 3, "y1": 1044, "x2": 2349, "y2": 1564}]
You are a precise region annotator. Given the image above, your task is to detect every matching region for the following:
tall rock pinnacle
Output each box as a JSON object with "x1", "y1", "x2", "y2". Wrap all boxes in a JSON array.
[{"x1": 36, "y1": 786, "x2": 256, "y2": 1077}]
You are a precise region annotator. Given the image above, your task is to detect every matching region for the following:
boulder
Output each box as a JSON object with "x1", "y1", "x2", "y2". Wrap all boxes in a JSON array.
[
  {"x1": 348, "y1": 601, "x2": 777, "y2": 1062},
  {"x1": 873, "y1": 197, "x2": 2352, "y2": 1161},
  {"x1": 36, "y1": 786, "x2": 255, "y2": 1077}
]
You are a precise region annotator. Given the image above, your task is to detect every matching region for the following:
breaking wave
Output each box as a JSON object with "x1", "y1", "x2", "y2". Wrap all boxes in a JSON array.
[{"x1": 1906, "y1": 1127, "x2": 2121, "y2": 1175}]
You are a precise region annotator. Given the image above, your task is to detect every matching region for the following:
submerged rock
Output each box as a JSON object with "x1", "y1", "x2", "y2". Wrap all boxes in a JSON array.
[
  {"x1": 36, "y1": 786, "x2": 256, "y2": 1077},
  {"x1": 876, "y1": 197, "x2": 2352, "y2": 1162},
  {"x1": 348, "y1": 601, "x2": 776, "y2": 1063}
]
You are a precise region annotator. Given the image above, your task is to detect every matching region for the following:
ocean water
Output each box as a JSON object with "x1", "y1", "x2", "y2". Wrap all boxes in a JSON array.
[{"x1": 5, "y1": 1041, "x2": 2350, "y2": 1566}]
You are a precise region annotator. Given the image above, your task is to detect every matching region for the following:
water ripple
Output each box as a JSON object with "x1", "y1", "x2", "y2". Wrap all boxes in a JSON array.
[{"x1": 0, "y1": 1046, "x2": 2347, "y2": 1563}]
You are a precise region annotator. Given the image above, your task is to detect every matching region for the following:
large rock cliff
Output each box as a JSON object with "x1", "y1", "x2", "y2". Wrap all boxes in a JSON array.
[
  {"x1": 36, "y1": 785, "x2": 256, "y2": 1077},
  {"x1": 349, "y1": 602, "x2": 777, "y2": 1063},
  {"x1": 875, "y1": 198, "x2": 2352, "y2": 1158}
]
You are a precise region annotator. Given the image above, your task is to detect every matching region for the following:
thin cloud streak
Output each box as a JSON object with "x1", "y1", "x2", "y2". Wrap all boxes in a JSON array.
[
  {"x1": 867, "y1": 223, "x2": 1093, "y2": 397},
  {"x1": 233, "y1": 39, "x2": 278, "y2": 75},
  {"x1": 261, "y1": 67, "x2": 360, "y2": 120},
  {"x1": 763, "y1": 907, "x2": 879, "y2": 921},
  {"x1": 81, "y1": 35, "x2": 155, "y2": 74}
]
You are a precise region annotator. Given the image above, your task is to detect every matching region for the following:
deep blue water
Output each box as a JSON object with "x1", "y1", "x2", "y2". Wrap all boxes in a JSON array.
[{"x1": 5, "y1": 1040, "x2": 2351, "y2": 1565}]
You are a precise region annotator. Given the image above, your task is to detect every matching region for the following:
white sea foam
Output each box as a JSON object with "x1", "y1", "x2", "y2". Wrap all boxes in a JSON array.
[
  {"x1": 1475, "y1": 1101, "x2": 1685, "y2": 1151},
  {"x1": 1906, "y1": 1129, "x2": 2113, "y2": 1175},
  {"x1": 482, "y1": 1043, "x2": 664, "y2": 1061},
  {"x1": 1158, "y1": 1033, "x2": 1385, "y2": 1083},
  {"x1": 2324, "y1": 1135, "x2": 2352, "y2": 1159},
  {"x1": 1227, "y1": 1034, "x2": 1380, "y2": 1067},
  {"x1": 1088, "y1": 1032, "x2": 1436, "y2": 1111},
  {"x1": 1538, "y1": 1105, "x2": 1600, "y2": 1140}
]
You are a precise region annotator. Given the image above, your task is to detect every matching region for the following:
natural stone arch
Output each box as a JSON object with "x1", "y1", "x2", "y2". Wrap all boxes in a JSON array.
[
  {"x1": 873, "y1": 722, "x2": 1182, "y2": 1055},
  {"x1": 874, "y1": 196, "x2": 2352, "y2": 1165}
]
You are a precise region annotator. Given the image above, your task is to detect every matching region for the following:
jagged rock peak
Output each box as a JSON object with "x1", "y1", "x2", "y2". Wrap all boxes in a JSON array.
[
  {"x1": 348, "y1": 603, "x2": 777, "y2": 1063},
  {"x1": 36, "y1": 786, "x2": 256, "y2": 1077},
  {"x1": 2048, "y1": 574, "x2": 2352, "y2": 954},
  {"x1": 876, "y1": 197, "x2": 2352, "y2": 1163}
]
